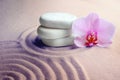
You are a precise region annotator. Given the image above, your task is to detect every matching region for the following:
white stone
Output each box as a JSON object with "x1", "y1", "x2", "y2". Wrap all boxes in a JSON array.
[
  {"x1": 40, "y1": 12, "x2": 77, "y2": 29},
  {"x1": 37, "y1": 25, "x2": 71, "y2": 39},
  {"x1": 41, "y1": 35, "x2": 74, "y2": 47}
]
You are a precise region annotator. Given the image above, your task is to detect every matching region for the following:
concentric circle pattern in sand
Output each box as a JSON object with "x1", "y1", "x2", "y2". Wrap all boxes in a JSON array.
[
  {"x1": 0, "y1": 28, "x2": 89, "y2": 80},
  {"x1": 18, "y1": 27, "x2": 82, "y2": 57}
]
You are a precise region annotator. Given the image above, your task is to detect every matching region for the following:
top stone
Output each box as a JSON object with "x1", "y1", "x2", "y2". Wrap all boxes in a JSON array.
[{"x1": 40, "y1": 12, "x2": 77, "y2": 29}]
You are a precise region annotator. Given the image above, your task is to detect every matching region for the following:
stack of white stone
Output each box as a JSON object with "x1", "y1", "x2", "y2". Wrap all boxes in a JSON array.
[{"x1": 37, "y1": 12, "x2": 77, "y2": 47}]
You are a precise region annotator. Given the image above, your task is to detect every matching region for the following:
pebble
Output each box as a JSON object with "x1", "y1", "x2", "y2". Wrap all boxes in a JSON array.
[
  {"x1": 37, "y1": 25, "x2": 71, "y2": 39},
  {"x1": 41, "y1": 35, "x2": 74, "y2": 47},
  {"x1": 40, "y1": 12, "x2": 77, "y2": 29}
]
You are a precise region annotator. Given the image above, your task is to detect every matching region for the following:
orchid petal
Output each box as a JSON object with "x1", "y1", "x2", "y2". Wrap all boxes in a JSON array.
[
  {"x1": 72, "y1": 13, "x2": 99, "y2": 37},
  {"x1": 97, "y1": 19, "x2": 115, "y2": 46},
  {"x1": 74, "y1": 36, "x2": 86, "y2": 47},
  {"x1": 72, "y1": 18, "x2": 88, "y2": 37},
  {"x1": 97, "y1": 42, "x2": 112, "y2": 47},
  {"x1": 85, "y1": 13, "x2": 99, "y2": 31}
]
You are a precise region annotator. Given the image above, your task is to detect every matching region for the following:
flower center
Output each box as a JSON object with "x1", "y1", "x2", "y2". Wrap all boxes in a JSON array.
[{"x1": 85, "y1": 32, "x2": 98, "y2": 47}]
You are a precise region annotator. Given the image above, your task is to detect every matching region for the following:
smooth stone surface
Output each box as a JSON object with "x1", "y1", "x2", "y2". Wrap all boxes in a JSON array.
[
  {"x1": 40, "y1": 12, "x2": 77, "y2": 29},
  {"x1": 37, "y1": 25, "x2": 71, "y2": 39},
  {"x1": 41, "y1": 35, "x2": 74, "y2": 47}
]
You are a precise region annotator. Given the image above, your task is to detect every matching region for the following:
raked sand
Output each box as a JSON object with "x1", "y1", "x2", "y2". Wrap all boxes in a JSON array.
[{"x1": 0, "y1": 0, "x2": 120, "y2": 80}]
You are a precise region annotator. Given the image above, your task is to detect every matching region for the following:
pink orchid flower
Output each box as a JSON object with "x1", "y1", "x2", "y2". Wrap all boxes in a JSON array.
[{"x1": 72, "y1": 13, "x2": 115, "y2": 47}]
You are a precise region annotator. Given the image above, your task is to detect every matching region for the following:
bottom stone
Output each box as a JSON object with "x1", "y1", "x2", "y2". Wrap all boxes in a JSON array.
[{"x1": 41, "y1": 35, "x2": 74, "y2": 47}]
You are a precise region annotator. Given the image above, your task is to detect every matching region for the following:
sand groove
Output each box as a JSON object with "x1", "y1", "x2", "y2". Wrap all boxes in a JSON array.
[
  {"x1": 0, "y1": 41, "x2": 89, "y2": 80},
  {"x1": 0, "y1": 59, "x2": 45, "y2": 80}
]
